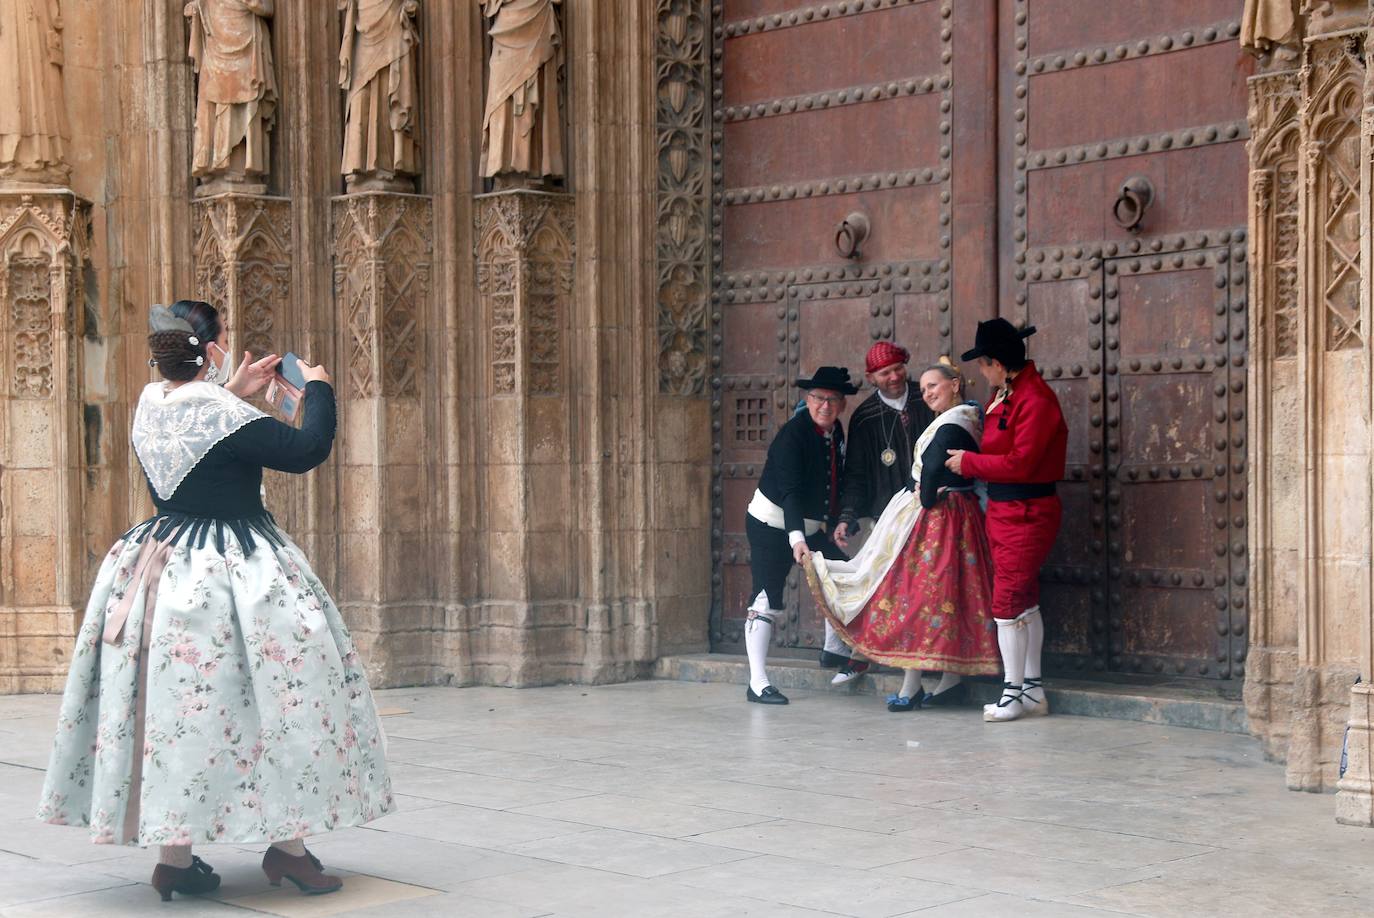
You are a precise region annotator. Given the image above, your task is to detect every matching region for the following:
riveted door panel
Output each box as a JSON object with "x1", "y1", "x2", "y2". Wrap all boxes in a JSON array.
[{"x1": 1106, "y1": 253, "x2": 1246, "y2": 678}]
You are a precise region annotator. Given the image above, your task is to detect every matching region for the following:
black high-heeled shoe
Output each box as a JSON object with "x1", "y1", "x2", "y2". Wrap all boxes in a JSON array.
[{"x1": 150, "y1": 855, "x2": 221, "y2": 901}]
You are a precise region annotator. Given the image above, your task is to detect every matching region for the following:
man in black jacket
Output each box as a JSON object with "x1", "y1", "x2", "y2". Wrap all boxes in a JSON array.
[
  {"x1": 827, "y1": 341, "x2": 934, "y2": 685},
  {"x1": 743, "y1": 366, "x2": 859, "y2": 705}
]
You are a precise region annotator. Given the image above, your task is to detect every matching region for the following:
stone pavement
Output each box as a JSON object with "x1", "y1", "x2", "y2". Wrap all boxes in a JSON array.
[{"x1": 1, "y1": 681, "x2": 1372, "y2": 917}]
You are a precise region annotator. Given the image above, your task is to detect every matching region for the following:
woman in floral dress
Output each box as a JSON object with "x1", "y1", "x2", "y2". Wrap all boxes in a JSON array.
[
  {"x1": 37, "y1": 301, "x2": 393, "y2": 900},
  {"x1": 807, "y1": 360, "x2": 1000, "y2": 710}
]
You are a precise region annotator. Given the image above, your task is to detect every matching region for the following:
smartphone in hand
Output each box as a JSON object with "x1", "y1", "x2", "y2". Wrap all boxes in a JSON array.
[{"x1": 265, "y1": 351, "x2": 307, "y2": 423}]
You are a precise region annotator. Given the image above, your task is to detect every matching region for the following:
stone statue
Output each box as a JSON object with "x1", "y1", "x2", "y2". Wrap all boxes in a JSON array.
[
  {"x1": 339, "y1": 0, "x2": 421, "y2": 192},
  {"x1": 185, "y1": 0, "x2": 278, "y2": 195},
  {"x1": 1241, "y1": 0, "x2": 1303, "y2": 63},
  {"x1": 480, "y1": 0, "x2": 565, "y2": 184},
  {"x1": 0, "y1": 0, "x2": 71, "y2": 184}
]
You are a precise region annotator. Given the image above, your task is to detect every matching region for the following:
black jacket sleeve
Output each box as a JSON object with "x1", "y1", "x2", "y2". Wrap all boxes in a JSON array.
[
  {"x1": 919, "y1": 425, "x2": 979, "y2": 509},
  {"x1": 224, "y1": 381, "x2": 337, "y2": 474}
]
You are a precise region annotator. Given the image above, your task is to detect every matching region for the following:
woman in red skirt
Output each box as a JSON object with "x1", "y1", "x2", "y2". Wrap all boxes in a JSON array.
[
  {"x1": 807, "y1": 360, "x2": 1000, "y2": 711},
  {"x1": 946, "y1": 318, "x2": 1067, "y2": 723}
]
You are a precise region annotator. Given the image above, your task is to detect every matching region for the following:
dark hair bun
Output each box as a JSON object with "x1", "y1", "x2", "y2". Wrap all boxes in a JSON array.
[{"x1": 146, "y1": 299, "x2": 222, "y2": 383}]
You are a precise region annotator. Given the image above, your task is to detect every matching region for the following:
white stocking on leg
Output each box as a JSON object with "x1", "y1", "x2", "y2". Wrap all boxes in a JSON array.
[
  {"x1": 984, "y1": 612, "x2": 1029, "y2": 722},
  {"x1": 931, "y1": 672, "x2": 962, "y2": 696},
  {"x1": 1020, "y1": 606, "x2": 1048, "y2": 716},
  {"x1": 899, "y1": 668, "x2": 923, "y2": 700},
  {"x1": 745, "y1": 592, "x2": 779, "y2": 694},
  {"x1": 823, "y1": 619, "x2": 848, "y2": 656}
]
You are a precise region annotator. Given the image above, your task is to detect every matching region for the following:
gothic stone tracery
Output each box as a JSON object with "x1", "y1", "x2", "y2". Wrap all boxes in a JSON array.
[
  {"x1": 192, "y1": 195, "x2": 292, "y2": 360},
  {"x1": 475, "y1": 191, "x2": 573, "y2": 396},
  {"x1": 331, "y1": 192, "x2": 431, "y2": 399},
  {"x1": 654, "y1": 0, "x2": 709, "y2": 395}
]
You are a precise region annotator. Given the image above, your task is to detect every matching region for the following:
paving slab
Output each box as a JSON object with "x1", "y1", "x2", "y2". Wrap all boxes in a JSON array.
[{"x1": 0, "y1": 681, "x2": 1368, "y2": 918}]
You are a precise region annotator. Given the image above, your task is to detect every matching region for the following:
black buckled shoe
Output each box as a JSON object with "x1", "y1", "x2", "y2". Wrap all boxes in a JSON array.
[
  {"x1": 747, "y1": 685, "x2": 789, "y2": 705},
  {"x1": 818, "y1": 650, "x2": 850, "y2": 669}
]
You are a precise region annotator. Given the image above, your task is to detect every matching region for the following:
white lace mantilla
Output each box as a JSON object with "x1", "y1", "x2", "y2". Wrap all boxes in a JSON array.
[{"x1": 131, "y1": 382, "x2": 267, "y2": 501}]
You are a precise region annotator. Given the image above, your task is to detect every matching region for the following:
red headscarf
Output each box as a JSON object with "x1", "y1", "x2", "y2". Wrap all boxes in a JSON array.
[{"x1": 865, "y1": 341, "x2": 909, "y2": 374}]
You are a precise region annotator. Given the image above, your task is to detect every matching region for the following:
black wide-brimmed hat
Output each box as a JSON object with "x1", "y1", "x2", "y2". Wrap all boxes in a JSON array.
[
  {"x1": 960, "y1": 318, "x2": 1036, "y2": 364},
  {"x1": 796, "y1": 366, "x2": 860, "y2": 395}
]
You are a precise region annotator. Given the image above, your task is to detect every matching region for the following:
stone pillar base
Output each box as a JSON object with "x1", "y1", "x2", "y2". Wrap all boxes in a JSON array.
[
  {"x1": 1336, "y1": 682, "x2": 1374, "y2": 826},
  {"x1": 466, "y1": 599, "x2": 656, "y2": 688},
  {"x1": 0, "y1": 606, "x2": 78, "y2": 693}
]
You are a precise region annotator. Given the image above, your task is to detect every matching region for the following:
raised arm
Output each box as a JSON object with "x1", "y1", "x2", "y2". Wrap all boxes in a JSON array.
[{"x1": 225, "y1": 381, "x2": 337, "y2": 473}]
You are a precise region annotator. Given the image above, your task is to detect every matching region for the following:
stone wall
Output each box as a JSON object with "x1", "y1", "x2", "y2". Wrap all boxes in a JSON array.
[
  {"x1": 1243, "y1": 0, "x2": 1374, "y2": 823},
  {"x1": 0, "y1": 1, "x2": 711, "y2": 694}
]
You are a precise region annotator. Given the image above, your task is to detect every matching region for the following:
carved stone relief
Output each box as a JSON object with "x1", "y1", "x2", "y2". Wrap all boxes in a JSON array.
[
  {"x1": 475, "y1": 191, "x2": 573, "y2": 395},
  {"x1": 1249, "y1": 70, "x2": 1302, "y2": 359},
  {"x1": 186, "y1": 0, "x2": 279, "y2": 195},
  {"x1": 339, "y1": 0, "x2": 421, "y2": 192},
  {"x1": 331, "y1": 192, "x2": 432, "y2": 399},
  {"x1": 480, "y1": 0, "x2": 565, "y2": 184},
  {"x1": 1303, "y1": 37, "x2": 1365, "y2": 351},
  {"x1": 0, "y1": 0, "x2": 71, "y2": 184},
  {"x1": 0, "y1": 194, "x2": 88, "y2": 397},
  {"x1": 654, "y1": 0, "x2": 709, "y2": 395},
  {"x1": 191, "y1": 195, "x2": 292, "y2": 359}
]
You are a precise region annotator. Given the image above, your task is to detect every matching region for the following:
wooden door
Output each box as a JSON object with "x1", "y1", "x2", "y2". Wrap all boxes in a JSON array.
[
  {"x1": 1002, "y1": 0, "x2": 1252, "y2": 678},
  {"x1": 711, "y1": 0, "x2": 1253, "y2": 680},
  {"x1": 712, "y1": 0, "x2": 998, "y2": 653}
]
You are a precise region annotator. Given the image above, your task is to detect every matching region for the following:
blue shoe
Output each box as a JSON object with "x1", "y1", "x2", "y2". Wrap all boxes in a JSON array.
[{"x1": 886, "y1": 692, "x2": 922, "y2": 712}]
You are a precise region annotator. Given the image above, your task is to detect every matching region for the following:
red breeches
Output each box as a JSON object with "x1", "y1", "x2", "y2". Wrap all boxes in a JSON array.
[{"x1": 985, "y1": 495, "x2": 1062, "y2": 619}]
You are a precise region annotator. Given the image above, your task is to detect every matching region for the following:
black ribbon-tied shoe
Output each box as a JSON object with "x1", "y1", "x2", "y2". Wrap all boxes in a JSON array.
[
  {"x1": 151, "y1": 855, "x2": 221, "y2": 901},
  {"x1": 747, "y1": 685, "x2": 789, "y2": 705}
]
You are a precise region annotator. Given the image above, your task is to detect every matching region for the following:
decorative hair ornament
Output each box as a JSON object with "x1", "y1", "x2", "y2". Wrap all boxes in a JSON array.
[
  {"x1": 938, "y1": 355, "x2": 959, "y2": 373},
  {"x1": 188, "y1": 335, "x2": 199, "y2": 346},
  {"x1": 189, "y1": 355, "x2": 205, "y2": 366},
  {"x1": 147, "y1": 357, "x2": 157, "y2": 368},
  {"x1": 148, "y1": 303, "x2": 197, "y2": 336}
]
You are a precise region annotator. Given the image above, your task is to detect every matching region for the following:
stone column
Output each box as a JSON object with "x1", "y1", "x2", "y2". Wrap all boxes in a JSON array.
[
  {"x1": 330, "y1": 190, "x2": 436, "y2": 685},
  {"x1": 1334, "y1": 8, "x2": 1374, "y2": 829},
  {"x1": 0, "y1": 190, "x2": 90, "y2": 693},
  {"x1": 474, "y1": 189, "x2": 575, "y2": 685}
]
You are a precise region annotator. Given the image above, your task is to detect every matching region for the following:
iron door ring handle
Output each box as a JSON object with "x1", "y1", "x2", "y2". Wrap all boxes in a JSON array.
[
  {"x1": 1113, "y1": 191, "x2": 1146, "y2": 230},
  {"x1": 835, "y1": 212, "x2": 870, "y2": 260},
  {"x1": 1112, "y1": 176, "x2": 1155, "y2": 233},
  {"x1": 836, "y1": 223, "x2": 860, "y2": 258}
]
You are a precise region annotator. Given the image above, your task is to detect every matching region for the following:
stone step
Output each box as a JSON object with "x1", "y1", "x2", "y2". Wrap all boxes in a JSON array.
[{"x1": 655, "y1": 653, "x2": 1249, "y2": 734}]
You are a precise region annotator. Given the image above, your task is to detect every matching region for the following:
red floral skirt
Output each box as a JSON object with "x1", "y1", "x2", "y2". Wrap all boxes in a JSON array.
[{"x1": 812, "y1": 491, "x2": 1000, "y2": 673}]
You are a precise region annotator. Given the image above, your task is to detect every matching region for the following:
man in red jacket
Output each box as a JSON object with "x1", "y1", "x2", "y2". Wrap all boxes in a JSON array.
[{"x1": 946, "y1": 318, "x2": 1067, "y2": 722}]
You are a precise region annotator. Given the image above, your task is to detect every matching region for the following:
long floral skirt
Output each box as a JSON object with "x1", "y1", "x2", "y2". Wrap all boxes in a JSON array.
[
  {"x1": 808, "y1": 492, "x2": 1000, "y2": 672},
  {"x1": 36, "y1": 517, "x2": 395, "y2": 846}
]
